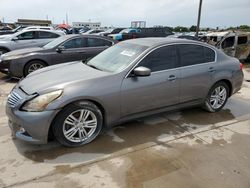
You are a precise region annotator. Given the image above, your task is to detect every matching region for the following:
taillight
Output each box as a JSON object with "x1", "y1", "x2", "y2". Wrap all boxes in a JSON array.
[{"x1": 240, "y1": 63, "x2": 243, "y2": 70}]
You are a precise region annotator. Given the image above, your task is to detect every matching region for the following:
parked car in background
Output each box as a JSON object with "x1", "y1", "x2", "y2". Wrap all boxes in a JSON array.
[
  {"x1": 212, "y1": 31, "x2": 250, "y2": 62},
  {"x1": 0, "y1": 25, "x2": 26, "y2": 36},
  {"x1": 109, "y1": 27, "x2": 173, "y2": 41},
  {"x1": 97, "y1": 28, "x2": 125, "y2": 37},
  {"x1": 6, "y1": 38, "x2": 243, "y2": 147},
  {"x1": 108, "y1": 28, "x2": 141, "y2": 41},
  {"x1": 81, "y1": 29, "x2": 104, "y2": 34},
  {"x1": 0, "y1": 29, "x2": 64, "y2": 55},
  {"x1": 0, "y1": 34, "x2": 116, "y2": 77}
]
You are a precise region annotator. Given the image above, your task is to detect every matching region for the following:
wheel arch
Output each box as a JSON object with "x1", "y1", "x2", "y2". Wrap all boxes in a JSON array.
[
  {"x1": 48, "y1": 99, "x2": 107, "y2": 142},
  {"x1": 213, "y1": 79, "x2": 233, "y2": 97},
  {"x1": 0, "y1": 46, "x2": 10, "y2": 52},
  {"x1": 23, "y1": 59, "x2": 48, "y2": 75}
]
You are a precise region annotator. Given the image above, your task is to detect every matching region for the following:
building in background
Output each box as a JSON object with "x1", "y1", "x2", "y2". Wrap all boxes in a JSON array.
[
  {"x1": 131, "y1": 21, "x2": 146, "y2": 28},
  {"x1": 15, "y1": 19, "x2": 52, "y2": 26},
  {"x1": 72, "y1": 22, "x2": 101, "y2": 29}
]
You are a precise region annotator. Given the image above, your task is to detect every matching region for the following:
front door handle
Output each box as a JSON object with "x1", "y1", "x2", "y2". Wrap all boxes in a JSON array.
[{"x1": 168, "y1": 75, "x2": 177, "y2": 81}]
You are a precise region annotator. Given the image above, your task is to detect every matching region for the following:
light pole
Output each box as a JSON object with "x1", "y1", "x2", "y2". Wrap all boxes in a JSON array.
[{"x1": 196, "y1": 0, "x2": 203, "y2": 37}]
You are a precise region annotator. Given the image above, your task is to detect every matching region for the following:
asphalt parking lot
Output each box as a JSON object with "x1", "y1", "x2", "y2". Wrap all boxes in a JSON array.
[{"x1": 0, "y1": 68, "x2": 250, "y2": 188}]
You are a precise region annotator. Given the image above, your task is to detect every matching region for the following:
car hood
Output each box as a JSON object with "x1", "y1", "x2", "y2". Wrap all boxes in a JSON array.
[
  {"x1": 0, "y1": 34, "x2": 12, "y2": 40},
  {"x1": 18, "y1": 61, "x2": 110, "y2": 95},
  {"x1": 3, "y1": 47, "x2": 45, "y2": 57}
]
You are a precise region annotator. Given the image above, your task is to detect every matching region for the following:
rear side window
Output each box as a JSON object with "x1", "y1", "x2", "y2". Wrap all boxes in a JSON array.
[
  {"x1": 87, "y1": 38, "x2": 112, "y2": 47},
  {"x1": 139, "y1": 45, "x2": 177, "y2": 72},
  {"x1": 238, "y1": 36, "x2": 248, "y2": 45},
  {"x1": 178, "y1": 44, "x2": 215, "y2": 67},
  {"x1": 204, "y1": 47, "x2": 215, "y2": 62},
  {"x1": 38, "y1": 31, "x2": 59, "y2": 39},
  {"x1": 63, "y1": 38, "x2": 87, "y2": 49}
]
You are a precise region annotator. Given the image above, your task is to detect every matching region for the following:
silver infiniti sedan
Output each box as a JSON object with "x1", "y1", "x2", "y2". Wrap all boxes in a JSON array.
[{"x1": 6, "y1": 38, "x2": 244, "y2": 147}]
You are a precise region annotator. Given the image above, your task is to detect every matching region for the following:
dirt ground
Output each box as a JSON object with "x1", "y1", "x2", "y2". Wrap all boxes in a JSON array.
[{"x1": 0, "y1": 67, "x2": 250, "y2": 188}]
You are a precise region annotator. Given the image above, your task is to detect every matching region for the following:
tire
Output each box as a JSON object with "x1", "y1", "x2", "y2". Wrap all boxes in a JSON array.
[
  {"x1": 24, "y1": 60, "x2": 46, "y2": 77},
  {"x1": 0, "y1": 48, "x2": 9, "y2": 55},
  {"x1": 52, "y1": 101, "x2": 103, "y2": 147},
  {"x1": 203, "y1": 82, "x2": 229, "y2": 112}
]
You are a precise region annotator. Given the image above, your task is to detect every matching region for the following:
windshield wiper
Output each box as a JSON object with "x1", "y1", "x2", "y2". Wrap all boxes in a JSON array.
[{"x1": 86, "y1": 64, "x2": 102, "y2": 71}]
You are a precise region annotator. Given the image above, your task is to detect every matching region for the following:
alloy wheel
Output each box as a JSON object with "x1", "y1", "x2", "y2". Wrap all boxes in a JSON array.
[
  {"x1": 63, "y1": 109, "x2": 97, "y2": 143},
  {"x1": 27, "y1": 63, "x2": 44, "y2": 74},
  {"x1": 209, "y1": 86, "x2": 227, "y2": 109}
]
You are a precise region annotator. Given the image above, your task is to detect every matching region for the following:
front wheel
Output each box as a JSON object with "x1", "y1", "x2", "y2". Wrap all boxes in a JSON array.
[
  {"x1": 52, "y1": 101, "x2": 103, "y2": 147},
  {"x1": 24, "y1": 60, "x2": 46, "y2": 76},
  {"x1": 203, "y1": 82, "x2": 229, "y2": 112},
  {"x1": 0, "y1": 48, "x2": 9, "y2": 55}
]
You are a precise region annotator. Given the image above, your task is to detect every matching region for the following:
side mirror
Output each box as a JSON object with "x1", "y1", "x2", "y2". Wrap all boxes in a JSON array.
[
  {"x1": 133, "y1": 66, "x2": 151, "y2": 77},
  {"x1": 12, "y1": 37, "x2": 18, "y2": 41},
  {"x1": 56, "y1": 46, "x2": 65, "y2": 53}
]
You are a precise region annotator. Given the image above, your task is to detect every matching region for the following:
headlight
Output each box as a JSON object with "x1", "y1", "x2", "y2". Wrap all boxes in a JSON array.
[
  {"x1": 3, "y1": 54, "x2": 25, "y2": 61},
  {"x1": 22, "y1": 90, "x2": 63, "y2": 112},
  {"x1": 2, "y1": 53, "x2": 36, "y2": 61}
]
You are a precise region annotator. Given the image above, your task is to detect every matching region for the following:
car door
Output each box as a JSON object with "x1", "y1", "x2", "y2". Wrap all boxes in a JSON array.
[
  {"x1": 177, "y1": 44, "x2": 216, "y2": 103},
  {"x1": 36, "y1": 31, "x2": 60, "y2": 47},
  {"x1": 121, "y1": 45, "x2": 180, "y2": 117},
  {"x1": 11, "y1": 31, "x2": 37, "y2": 49},
  {"x1": 50, "y1": 37, "x2": 88, "y2": 65}
]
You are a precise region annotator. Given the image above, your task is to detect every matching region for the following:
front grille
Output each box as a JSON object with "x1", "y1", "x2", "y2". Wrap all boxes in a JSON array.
[{"x1": 7, "y1": 91, "x2": 22, "y2": 108}]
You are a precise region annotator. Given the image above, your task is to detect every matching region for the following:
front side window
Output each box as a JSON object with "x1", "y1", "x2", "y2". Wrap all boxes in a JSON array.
[
  {"x1": 139, "y1": 45, "x2": 177, "y2": 72},
  {"x1": 17, "y1": 31, "x2": 35, "y2": 40},
  {"x1": 63, "y1": 38, "x2": 87, "y2": 49},
  {"x1": 178, "y1": 44, "x2": 215, "y2": 67},
  {"x1": 222, "y1": 36, "x2": 235, "y2": 49}
]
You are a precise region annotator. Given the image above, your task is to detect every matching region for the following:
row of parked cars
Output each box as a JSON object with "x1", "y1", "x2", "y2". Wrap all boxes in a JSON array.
[{"x1": 0, "y1": 27, "x2": 173, "y2": 77}]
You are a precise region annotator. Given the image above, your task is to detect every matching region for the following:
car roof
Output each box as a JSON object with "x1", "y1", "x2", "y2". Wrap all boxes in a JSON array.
[
  {"x1": 123, "y1": 37, "x2": 210, "y2": 48},
  {"x1": 58, "y1": 34, "x2": 117, "y2": 42}
]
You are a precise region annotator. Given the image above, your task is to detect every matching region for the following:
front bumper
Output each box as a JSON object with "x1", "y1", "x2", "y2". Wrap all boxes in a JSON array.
[
  {"x1": 6, "y1": 105, "x2": 59, "y2": 144},
  {"x1": 0, "y1": 60, "x2": 10, "y2": 74}
]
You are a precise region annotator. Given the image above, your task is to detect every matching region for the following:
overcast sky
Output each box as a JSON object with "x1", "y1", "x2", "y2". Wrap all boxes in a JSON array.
[{"x1": 0, "y1": 0, "x2": 249, "y2": 28}]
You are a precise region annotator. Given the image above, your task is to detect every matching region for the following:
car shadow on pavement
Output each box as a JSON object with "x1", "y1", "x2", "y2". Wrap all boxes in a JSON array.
[{"x1": 12, "y1": 97, "x2": 250, "y2": 164}]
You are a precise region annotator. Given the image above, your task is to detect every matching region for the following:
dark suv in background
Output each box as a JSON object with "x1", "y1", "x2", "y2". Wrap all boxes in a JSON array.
[{"x1": 121, "y1": 27, "x2": 173, "y2": 41}]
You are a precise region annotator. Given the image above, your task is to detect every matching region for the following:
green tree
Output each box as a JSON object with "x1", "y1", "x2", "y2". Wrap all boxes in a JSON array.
[
  {"x1": 189, "y1": 25, "x2": 197, "y2": 32},
  {"x1": 173, "y1": 26, "x2": 188, "y2": 32}
]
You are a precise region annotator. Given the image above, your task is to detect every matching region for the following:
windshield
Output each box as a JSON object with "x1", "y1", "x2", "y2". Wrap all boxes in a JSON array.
[
  {"x1": 43, "y1": 36, "x2": 66, "y2": 49},
  {"x1": 105, "y1": 29, "x2": 114, "y2": 33},
  {"x1": 87, "y1": 43, "x2": 147, "y2": 73}
]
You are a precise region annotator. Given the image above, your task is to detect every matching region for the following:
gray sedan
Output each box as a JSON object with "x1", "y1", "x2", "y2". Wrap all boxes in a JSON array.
[
  {"x1": 0, "y1": 34, "x2": 116, "y2": 77},
  {"x1": 6, "y1": 38, "x2": 243, "y2": 147},
  {"x1": 0, "y1": 29, "x2": 64, "y2": 55}
]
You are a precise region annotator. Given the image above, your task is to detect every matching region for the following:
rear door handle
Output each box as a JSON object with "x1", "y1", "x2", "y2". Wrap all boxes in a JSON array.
[
  {"x1": 168, "y1": 75, "x2": 177, "y2": 81},
  {"x1": 209, "y1": 67, "x2": 216, "y2": 73}
]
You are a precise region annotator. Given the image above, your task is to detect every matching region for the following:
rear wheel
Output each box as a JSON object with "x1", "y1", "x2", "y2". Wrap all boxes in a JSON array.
[
  {"x1": 24, "y1": 60, "x2": 46, "y2": 76},
  {"x1": 52, "y1": 101, "x2": 103, "y2": 147},
  {"x1": 203, "y1": 82, "x2": 229, "y2": 112}
]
